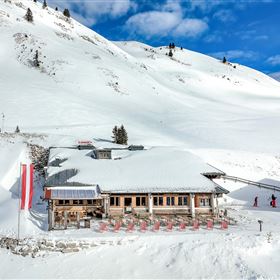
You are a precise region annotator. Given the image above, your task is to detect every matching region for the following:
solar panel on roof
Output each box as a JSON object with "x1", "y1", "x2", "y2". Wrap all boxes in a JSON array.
[{"x1": 51, "y1": 189, "x2": 99, "y2": 199}]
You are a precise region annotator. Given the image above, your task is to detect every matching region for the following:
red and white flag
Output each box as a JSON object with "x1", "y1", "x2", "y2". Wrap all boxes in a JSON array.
[{"x1": 20, "y1": 164, "x2": 34, "y2": 210}]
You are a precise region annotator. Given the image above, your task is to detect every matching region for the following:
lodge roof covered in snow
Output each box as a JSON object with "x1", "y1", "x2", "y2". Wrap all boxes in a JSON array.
[{"x1": 45, "y1": 147, "x2": 227, "y2": 194}]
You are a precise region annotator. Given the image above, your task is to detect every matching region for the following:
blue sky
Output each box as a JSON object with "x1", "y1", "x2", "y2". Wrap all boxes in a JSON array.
[{"x1": 48, "y1": 0, "x2": 280, "y2": 79}]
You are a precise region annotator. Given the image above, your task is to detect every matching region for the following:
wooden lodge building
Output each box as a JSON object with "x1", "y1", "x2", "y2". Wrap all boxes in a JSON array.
[{"x1": 44, "y1": 145, "x2": 228, "y2": 230}]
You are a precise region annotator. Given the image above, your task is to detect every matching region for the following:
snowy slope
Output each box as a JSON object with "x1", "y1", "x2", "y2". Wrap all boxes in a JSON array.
[
  {"x1": 1, "y1": 0, "x2": 280, "y2": 153},
  {"x1": 1, "y1": 1, "x2": 280, "y2": 279}
]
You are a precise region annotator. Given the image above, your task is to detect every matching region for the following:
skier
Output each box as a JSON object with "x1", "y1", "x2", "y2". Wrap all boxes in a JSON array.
[
  {"x1": 253, "y1": 196, "x2": 258, "y2": 207},
  {"x1": 271, "y1": 194, "x2": 277, "y2": 208}
]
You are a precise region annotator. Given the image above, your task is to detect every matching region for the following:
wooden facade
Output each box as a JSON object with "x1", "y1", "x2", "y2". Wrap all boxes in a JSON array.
[
  {"x1": 48, "y1": 198, "x2": 103, "y2": 230},
  {"x1": 105, "y1": 192, "x2": 215, "y2": 217},
  {"x1": 45, "y1": 189, "x2": 218, "y2": 230}
]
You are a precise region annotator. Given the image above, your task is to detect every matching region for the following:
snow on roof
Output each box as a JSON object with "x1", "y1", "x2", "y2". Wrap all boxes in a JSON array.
[{"x1": 46, "y1": 147, "x2": 225, "y2": 193}]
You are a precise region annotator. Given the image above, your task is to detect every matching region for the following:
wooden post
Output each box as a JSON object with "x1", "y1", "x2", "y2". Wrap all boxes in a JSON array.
[
  {"x1": 148, "y1": 193, "x2": 153, "y2": 214},
  {"x1": 64, "y1": 211, "x2": 68, "y2": 230},
  {"x1": 190, "y1": 194, "x2": 195, "y2": 218},
  {"x1": 48, "y1": 201, "x2": 54, "y2": 231},
  {"x1": 211, "y1": 193, "x2": 216, "y2": 215},
  {"x1": 77, "y1": 212, "x2": 80, "y2": 229}
]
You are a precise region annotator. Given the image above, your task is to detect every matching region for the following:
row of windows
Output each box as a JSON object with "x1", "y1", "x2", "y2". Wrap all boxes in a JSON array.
[
  {"x1": 110, "y1": 196, "x2": 189, "y2": 207},
  {"x1": 110, "y1": 197, "x2": 147, "y2": 207},
  {"x1": 154, "y1": 196, "x2": 188, "y2": 206},
  {"x1": 57, "y1": 197, "x2": 210, "y2": 207},
  {"x1": 57, "y1": 200, "x2": 100, "y2": 205}
]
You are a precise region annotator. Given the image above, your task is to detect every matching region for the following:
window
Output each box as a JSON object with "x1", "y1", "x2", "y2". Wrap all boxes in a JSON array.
[
  {"x1": 87, "y1": 200, "x2": 93, "y2": 205},
  {"x1": 110, "y1": 196, "x2": 120, "y2": 206},
  {"x1": 136, "y1": 197, "x2": 146, "y2": 206},
  {"x1": 167, "y1": 197, "x2": 175, "y2": 206},
  {"x1": 58, "y1": 200, "x2": 64, "y2": 205},
  {"x1": 110, "y1": 197, "x2": 114, "y2": 206},
  {"x1": 73, "y1": 200, "x2": 78, "y2": 205},
  {"x1": 159, "y1": 197, "x2": 163, "y2": 206},
  {"x1": 78, "y1": 200, "x2": 83, "y2": 205},
  {"x1": 178, "y1": 197, "x2": 182, "y2": 206},
  {"x1": 200, "y1": 198, "x2": 210, "y2": 207},
  {"x1": 178, "y1": 196, "x2": 188, "y2": 206},
  {"x1": 153, "y1": 197, "x2": 158, "y2": 206},
  {"x1": 167, "y1": 197, "x2": 170, "y2": 206},
  {"x1": 65, "y1": 200, "x2": 70, "y2": 205}
]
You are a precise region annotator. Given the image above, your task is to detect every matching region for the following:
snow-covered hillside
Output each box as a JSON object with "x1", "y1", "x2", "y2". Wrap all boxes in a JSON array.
[
  {"x1": 1, "y1": 1, "x2": 280, "y2": 279},
  {"x1": 1, "y1": 0, "x2": 280, "y2": 153}
]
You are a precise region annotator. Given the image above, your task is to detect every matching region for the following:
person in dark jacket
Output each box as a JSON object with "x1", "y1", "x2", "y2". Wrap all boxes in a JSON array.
[
  {"x1": 271, "y1": 194, "x2": 277, "y2": 208},
  {"x1": 253, "y1": 196, "x2": 258, "y2": 207}
]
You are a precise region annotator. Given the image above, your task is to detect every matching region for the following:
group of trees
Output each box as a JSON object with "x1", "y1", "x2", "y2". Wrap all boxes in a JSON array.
[
  {"x1": 169, "y1": 42, "x2": 175, "y2": 49},
  {"x1": 112, "y1": 125, "x2": 128, "y2": 145},
  {"x1": 24, "y1": 1, "x2": 71, "y2": 23}
]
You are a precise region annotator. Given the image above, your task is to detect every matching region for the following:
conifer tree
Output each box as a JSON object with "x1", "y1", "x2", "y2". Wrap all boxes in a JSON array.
[
  {"x1": 33, "y1": 0, "x2": 37, "y2": 2},
  {"x1": 171, "y1": 42, "x2": 175, "y2": 48},
  {"x1": 223, "y1": 56, "x2": 227, "y2": 63},
  {"x1": 168, "y1": 49, "x2": 173, "y2": 57},
  {"x1": 42, "y1": 0, "x2": 47, "y2": 9},
  {"x1": 63, "y1": 8, "x2": 70, "y2": 18},
  {"x1": 15, "y1": 126, "x2": 20, "y2": 133},
  {"x1": 34, "y1": 50, "x2": 40, "y2": 67},
  {"x1": 25, "y1": 8, "x2": 33, "y2": 22},
  {"x1": 116, "y1": 128, "x2": 123, "y2": 144},
  {"x1": 112, "y1": 125, "x2": 118, "y2": 143},
  {"x1": 120, "y1": 125, "x2": 128, "y2": 145},
  {"x1": 55, "y1": 7, "x2": 58, "y2": 11}
]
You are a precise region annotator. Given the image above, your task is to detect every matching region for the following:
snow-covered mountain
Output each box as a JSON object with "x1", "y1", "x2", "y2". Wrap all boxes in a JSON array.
[{"x1": 1, "y1": 0, "x2": 280, "y2": 153}]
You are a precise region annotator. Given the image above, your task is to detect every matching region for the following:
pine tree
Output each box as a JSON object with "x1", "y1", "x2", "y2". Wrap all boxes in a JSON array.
[
  {"x1": 112, "y1": 125, "x2": 118, "y2": 143},
  {"x1": 171, "y1": 42, "x2": 175, "y2": 49},
  {"x1": 25, "y1": 8, "x2": 33, "y2": 22},
  {"x1": 55, "y1": 7, "x2": 58, "y2": 11},
  {"x1": 120, "y1": 125, "x2": 128, "y2": 145},
  {"x1": 34, "y1": 50, "x2": 40, "y2": 67},
  {"x1": 180, "y1": 46, "x2": 183, "y2": 50},
  {"x1": 168, "y1": 49, "x2": 173, "y2": 57},
  {"x1": 15, "y1": 126, "x2": 20, "y2": 133},
  {"x1": 63, "y1": 8, "x2": 70, "y2": 18},
  {"x1": 42, "y1": 0, "x2": 47, "y2": 9},
  {"x1": 33, "y1": 0, "x2": 37, "y2": 2},
  {"x1": 169, "y1": 43, "x2": 172, "y2": 49},
  {"x1": 223, "y1": 56, "x2": 227, "y2": 63}
]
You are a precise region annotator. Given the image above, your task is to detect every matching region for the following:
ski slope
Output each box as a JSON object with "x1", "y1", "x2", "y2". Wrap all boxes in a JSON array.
[
  {"x1": 0, "y1": 0, "x2": 280, "y2": 152},
  {"x1": 1, "y1": 0, "x2": 280, "y2": 279}
]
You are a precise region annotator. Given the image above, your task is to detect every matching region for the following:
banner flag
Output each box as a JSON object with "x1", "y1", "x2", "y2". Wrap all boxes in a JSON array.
[
  {"x1": 20, "y1": 164, "x2": 27, "y2": 210},
  {"x1": 20, "y1": 164, "x2": 34, "y2": 210}
]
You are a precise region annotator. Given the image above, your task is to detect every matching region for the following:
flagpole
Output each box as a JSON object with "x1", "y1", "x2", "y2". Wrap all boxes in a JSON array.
[{"x1": 17, "y1": 163, "x2": 22, "y2": 245}]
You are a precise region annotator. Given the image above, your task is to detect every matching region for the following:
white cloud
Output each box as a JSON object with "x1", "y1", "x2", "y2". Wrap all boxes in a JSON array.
[
  {"x1": 124, "y1": 4, "x2": 208, "y2": 40},
  {"x1": 48, "y1": 0, "x2": 137, "y2": 26},
  {"x1": 266, "y1": 55, "x2": 280, "y2": 66},
  {"x1": 210, "y1": 50, "x2": 259, "y2": 61},
  {"x1": 125, "y1": 11, "x2": 180, "y2": 38},
  {"x1": 174, "y1": 18, "x2": 208, "y2": 37},
  {"x1": 213, "y1": 9, "x2": 236, "y2": 23}
]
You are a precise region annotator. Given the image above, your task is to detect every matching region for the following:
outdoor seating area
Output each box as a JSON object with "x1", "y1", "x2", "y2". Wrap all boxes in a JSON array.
[{"x1": 93, "y1": 214, "x2": 237, "y2": 233}]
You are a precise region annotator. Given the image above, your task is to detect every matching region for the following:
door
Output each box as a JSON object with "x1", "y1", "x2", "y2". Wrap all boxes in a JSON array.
[{"x1": 124, "y1": 197, "x2": 132, "y2": 206}]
